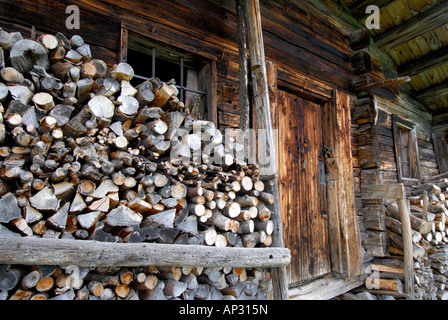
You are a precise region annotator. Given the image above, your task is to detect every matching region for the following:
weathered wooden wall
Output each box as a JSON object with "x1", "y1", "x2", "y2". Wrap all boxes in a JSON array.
[
  {"x1": 349, "y1": 18, "x2": 443, "y2": 267},
  {"x1": 1, "y1": 0, "x2": 444, "y2": 297},
  {"x1": 0, "y1": 0, "x2": 353, "y2": 131}
]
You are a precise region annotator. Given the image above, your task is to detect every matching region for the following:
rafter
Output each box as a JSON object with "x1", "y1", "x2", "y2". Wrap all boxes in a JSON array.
[
  {"x1": 416, "y1": 81, "x2": 448, "y2": 102},
  {"x1": 375, "y1": 1, "x2": 448, "y2": 51},
  {"x1": 398, "y1": 46, "x2": 448, "y2": 77},
  {"x1": 432, "y1": 109, "x2": 448, "y2": 132},
  {"x1": 349, "y1": 0, "x2": 394, "y2": 19}
]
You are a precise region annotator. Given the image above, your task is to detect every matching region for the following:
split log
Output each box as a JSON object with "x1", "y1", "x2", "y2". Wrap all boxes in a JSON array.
[
  {"x1": 136, "y1": 81, "x2": 155, "y2": 106},
  {"x1": 47, "y1": 203, "x2": 70, "y2": 230},
  {"x1": 142, "y1": 209, "x2": 175, "y2": 228},
  {"x1": 152, "y1": 83, "x2": 176, "y2": 108},
  {"x1": 104, "y1": 205, "x2": 143, "y2": 227},
  {"x1": 0, "y1": 193, "x2": 22, "y2": 223},
  {"x1": 163, "y1": 280, "x2": 187, "y2": 297},
  {"x1": 10, "y1": 39, "x2": 49, "y2": 73},
  {"x1": 88, "y1": 95, "x2": 115, "y2": 119},
  {"x1": 115, "y1": 96, "x2": 139, "y2": 121},
  {"x1": 110, "y1": 62, "x2": 134, "y2": 82}
]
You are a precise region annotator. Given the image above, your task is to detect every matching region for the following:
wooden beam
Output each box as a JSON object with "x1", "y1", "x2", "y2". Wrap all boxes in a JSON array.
[
  {"x1": 349, "y1": 28, "x2": 371, "y2": 51},
  {"x1": 244, "y1": 0, "x2": 289, "y2": 300},
  {"x1": 397, "y1": 46, "x2": 448, "y2": 77},
  {"x1": 432, "y1": 110, "x2": 448, "y2": 134},
  {"x1": 349, "y1": 0, "x2": 392, "y2": 19},
  {"x1": 324, "y1": 89, "x2": 363, "y2": 279},
  {"x1": 353, "y1": 76, "x2": 411, "y2": 92},
  {"x1": 397, "y1": 196, "x2": 415, "y2": 300},
  {"x1": 361, "y1": 184, "x2": 405, "y2": 200},
  {"x1": 375, "y1": 1, "x2": 448, "y2": 51},
  {"x1": 288, "y1": 275, "x2": 363, "y2": 300},
  {"x1": 119, "y1": 25, "x2": 128, "y2": 63},
  {"x1": 290, "y1": 0, "x2": 358, "y2": 36},
  {"x1": 0, "y1": 237, "x2": 291, "y2": 268},
  {"x1": 416, "y1": 81, "x2": 448, "y2": 101}
]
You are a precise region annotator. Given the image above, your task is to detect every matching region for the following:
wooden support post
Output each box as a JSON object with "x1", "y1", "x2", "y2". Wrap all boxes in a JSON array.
[
  {"x1": 397, "y1": 193, "x2": 415, "y2": 300},
  {"x1": 244, "y1": 0, "x2": 288, "y2": 300},
  {"x1": 324, "y1": 89, "x2": 363, "y2": 279},
  {"x1": 119, "y1": 25, "x2": 128, "y2": 63}
]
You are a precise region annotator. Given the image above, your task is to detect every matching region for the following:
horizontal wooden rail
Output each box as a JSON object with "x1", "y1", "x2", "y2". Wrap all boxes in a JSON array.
[
  {"x1": 361, "y1": 184, "x2": 405, "y2": 200},
  {"x1": 0, "y1": 237, "x2": 290, "y2": 268}
]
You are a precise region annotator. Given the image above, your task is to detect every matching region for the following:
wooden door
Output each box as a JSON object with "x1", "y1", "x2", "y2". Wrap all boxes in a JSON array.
[{"x1": 276, "y1": 90, "x2": 330, "y2": 286}]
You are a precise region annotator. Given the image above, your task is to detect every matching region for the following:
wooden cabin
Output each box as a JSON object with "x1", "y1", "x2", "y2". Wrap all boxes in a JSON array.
[{"x1": 0, "y1": 0, "x2": 447, "y2": 300}]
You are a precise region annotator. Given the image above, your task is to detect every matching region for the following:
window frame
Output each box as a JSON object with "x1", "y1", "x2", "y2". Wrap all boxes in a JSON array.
[
  {"x1": 392, "y1": 115, "x2": 421, "y2": 184},
  {"x1": 119, "y1": 26, "x2": 217, "y2": 126},
  {"x1": 432, "y1": 131, "x2": 448, "y2": 174}
]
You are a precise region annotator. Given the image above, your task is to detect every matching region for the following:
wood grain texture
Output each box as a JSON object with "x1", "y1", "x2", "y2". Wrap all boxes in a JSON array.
[
  {"x1": 276, "y1": 91, "x2": 330, "y2": 285},
  {"x1": 0, "y1": 237, "x2": 290, "y2": 268}
]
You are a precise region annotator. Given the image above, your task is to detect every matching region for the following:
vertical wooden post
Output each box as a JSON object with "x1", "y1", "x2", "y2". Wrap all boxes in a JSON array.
[
  {"x1": 244, "y1": 0, "x2": 289, "y2": 300},
  {"x1": 361, "y1": 184, "x2": 414, "y2": 299},
  {"x1": 235, "y1": 0, "x2": 250, "y2": 131},
  {"x1": 397, "y1": 186, "x2": 415, "y2": 300},
  {"x1": 324, "y1": 90, "x2": 363, "y2": 278},
  {"x1": 119, "y1": 25, "x2": 128, "y2": 63}
]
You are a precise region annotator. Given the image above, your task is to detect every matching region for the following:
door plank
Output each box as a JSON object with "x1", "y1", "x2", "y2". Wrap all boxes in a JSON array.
[{"x1": 277, "y1": 91, "x2": 331, "y2": 285}]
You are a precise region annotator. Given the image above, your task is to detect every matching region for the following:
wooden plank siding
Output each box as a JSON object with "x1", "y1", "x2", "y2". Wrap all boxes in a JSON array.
[
  {"x1": 5, "y1": 0, "x2": 430, "y2": 298},
  {"x1": 374, "y1": 109, "x2": 439, "y2": 186},
  {"x1": 0, "y1": 0, "x2": 120, "y2": 65},
  {"x1": 276, "y1": 91, "x2": 330, "y2": 285},
  {"x1": 0, "y1": 0, "x2": 353, "y2": 131}
]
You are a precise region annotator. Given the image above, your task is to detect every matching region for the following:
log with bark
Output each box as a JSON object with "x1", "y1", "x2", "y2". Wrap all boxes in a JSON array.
[
  {"x1": 356, "y1": 178, "x2": 448, "y2": 300},
  {"x1": 0, "y1": 262, "x2": 271, "y2": 300}
]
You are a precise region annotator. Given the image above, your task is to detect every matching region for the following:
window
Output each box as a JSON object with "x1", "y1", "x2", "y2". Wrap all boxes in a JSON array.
[
  {"x1": 392, "y1": 115, "x2": 420, "y2": 183},
  {"x1": 432, "y1": 132, "x2": 448, "y2": 174},
  {"x1": 120, "y1": 28, "x2": 217, "y2": 124}
]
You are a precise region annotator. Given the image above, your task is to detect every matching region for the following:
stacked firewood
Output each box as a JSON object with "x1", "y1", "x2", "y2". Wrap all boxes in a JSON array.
[
  {"x1": 0, "y1": 263, "x2": 271, "y2": 300},
  {"x1": 360, "y1": 178, "x2": 448, "y2": 300},
  {"x1": 408, "y1": 178, "x2": 448, "y2": 300},
  {"x1": 0, "y1": 28, "x2": 276, "y2": 299}
]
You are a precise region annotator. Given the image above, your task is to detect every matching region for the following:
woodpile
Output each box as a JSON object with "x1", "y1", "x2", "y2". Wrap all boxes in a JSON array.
[
  {"x1": 408, "y1": 178, "x2": 448, "y2": 300},
  {"x1": 0, "y1": 28, "x2": 276, "y2": 299},
  {"x1": 360, "y1": 178, "x2": 448, "y2": 300},
  {"x1": 0, "y1": 263, "x2": 271, "y2": 300}
]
